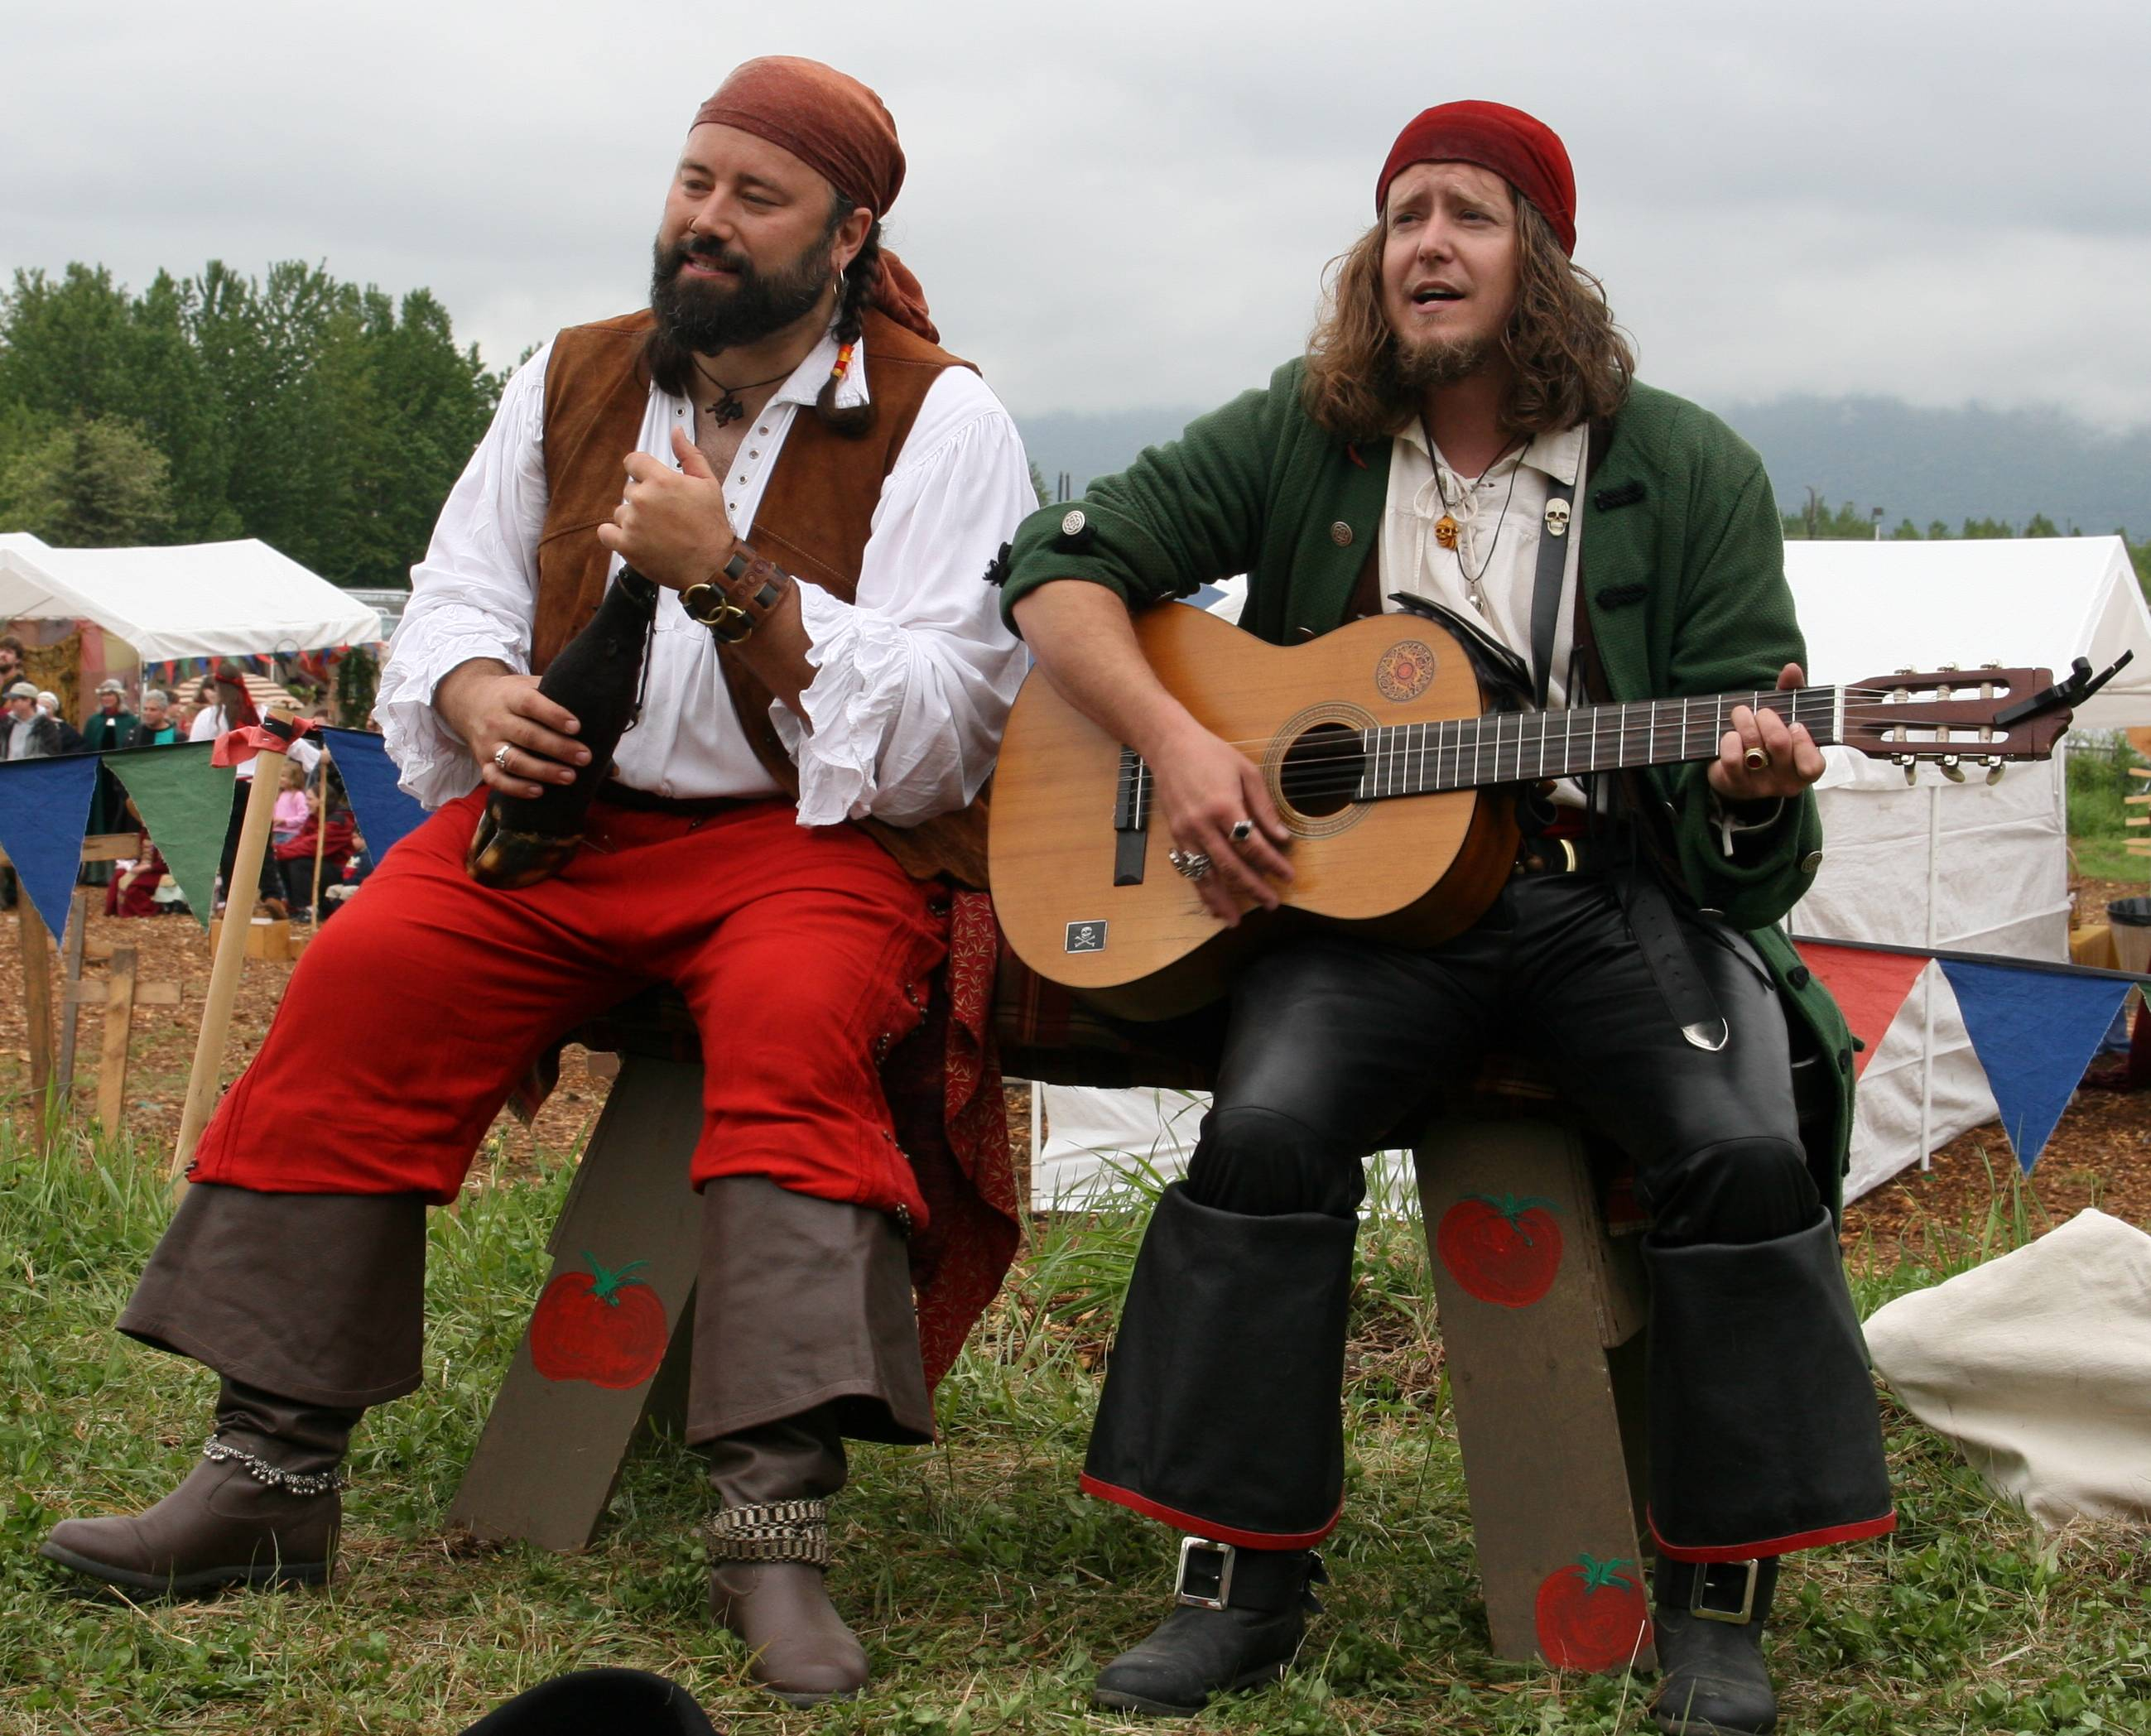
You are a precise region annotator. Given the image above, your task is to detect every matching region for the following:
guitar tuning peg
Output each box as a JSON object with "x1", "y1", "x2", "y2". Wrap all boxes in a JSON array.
[
  {"x1": 1938, "y1": 755, "x2": 1966, "y2": 782},
  {"x1": 1893, "y1": 752, "x2": 1918, "y2": 786},
  {"x1": 1979, "y1": 661, "x2": 2003, "y2": 670},
  {"x1": 1986, "y1": 760, "x2": 2006, "y2": 785}
]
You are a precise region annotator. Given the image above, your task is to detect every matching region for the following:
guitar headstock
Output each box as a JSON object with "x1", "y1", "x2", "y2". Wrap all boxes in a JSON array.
[{"x1": 1839, "y1": 666, "x2": 2068, "y2": 778}]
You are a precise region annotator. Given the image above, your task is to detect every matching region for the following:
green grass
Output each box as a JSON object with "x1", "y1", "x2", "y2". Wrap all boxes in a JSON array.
[{"x1": 4, "y1": 1130, "x2": 2149, "y2": 1734}]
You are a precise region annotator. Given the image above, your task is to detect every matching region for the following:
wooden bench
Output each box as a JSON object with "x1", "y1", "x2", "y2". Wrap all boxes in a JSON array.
[{"x1": 447, "y1": 997, "x2": 1654, "y2": 1674}]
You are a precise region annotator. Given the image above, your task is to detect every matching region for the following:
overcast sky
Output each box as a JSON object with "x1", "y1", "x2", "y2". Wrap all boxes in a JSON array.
[{"x1": 5, "y1": 0, "x2": 2149, "y2": 429}]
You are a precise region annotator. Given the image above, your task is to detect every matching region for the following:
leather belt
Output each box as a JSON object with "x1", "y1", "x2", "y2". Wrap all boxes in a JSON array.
[
  {"x1": 1511, "y1": 828, "x2": 1634, "y2": 877},
  {"x1": 593, "y1": 781, "x2": 757, "y2": 819}
]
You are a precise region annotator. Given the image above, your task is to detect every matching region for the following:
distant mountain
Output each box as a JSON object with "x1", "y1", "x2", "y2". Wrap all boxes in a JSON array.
[{"x1": 1016, "y1": 395, "x2": 2151, "y2": 537}]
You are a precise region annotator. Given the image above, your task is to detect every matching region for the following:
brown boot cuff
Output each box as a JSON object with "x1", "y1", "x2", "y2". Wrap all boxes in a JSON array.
[{"x1": 118, "y1": 1184, "x2": 426, "y2": 1408}]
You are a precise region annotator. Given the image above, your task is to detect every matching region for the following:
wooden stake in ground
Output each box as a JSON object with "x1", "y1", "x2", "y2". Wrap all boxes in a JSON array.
[
  {"x1": 13, "y1": 877, "x2": 54, "y2": 1137},
  {"x1": 171, "y1": 709, "x2": 300, "y2": 1181}
]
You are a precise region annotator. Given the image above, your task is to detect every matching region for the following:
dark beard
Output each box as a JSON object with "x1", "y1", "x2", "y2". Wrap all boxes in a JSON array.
[
  {"x1": 1391, "y1": 334, "x2": 1496, "y2": 391},
  {"x1": 648, "y1": 230, "x2": 834, "y2": 357}
]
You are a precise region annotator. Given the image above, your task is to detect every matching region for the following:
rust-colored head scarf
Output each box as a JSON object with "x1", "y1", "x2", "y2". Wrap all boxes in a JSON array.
[{"x1": 692, "y1": 56, "x2": 937, "y2": 343}]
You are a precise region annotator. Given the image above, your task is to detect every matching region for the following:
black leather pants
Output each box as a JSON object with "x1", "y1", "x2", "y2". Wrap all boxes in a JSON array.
[
  {"x1": 1084, "y1": 868, "x2": 1894, "y2": 1556},
  {"x1": 1188, "y1": 869, "x2": 1817, "y2": 1242}
]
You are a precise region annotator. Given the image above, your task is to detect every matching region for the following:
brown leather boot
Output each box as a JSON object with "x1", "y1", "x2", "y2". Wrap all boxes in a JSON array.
[
  {"x1": 709, "y1": 1557, "x2": 869, "y2": 1707},
  {"x1": 40, "y1": 1379, "x2": 358, "y2": 1597}
]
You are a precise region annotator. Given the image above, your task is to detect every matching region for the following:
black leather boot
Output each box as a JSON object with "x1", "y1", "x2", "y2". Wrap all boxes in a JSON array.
[
  {"x1": 40, "y1": 1378, "x2": 359, "y2": 1596},
  {"x1": 1093, "y1": 1541, "x2": 1326, "y2": 1717},
  {"x1": 1649, "y1": 1556, "x2": 1780, "y2": 1734}
]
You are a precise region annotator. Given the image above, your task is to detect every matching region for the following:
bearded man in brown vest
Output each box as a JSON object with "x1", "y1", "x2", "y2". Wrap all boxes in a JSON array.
[{"x1": 40, "y1": 58, "x2": 1034, "y2": 1707}]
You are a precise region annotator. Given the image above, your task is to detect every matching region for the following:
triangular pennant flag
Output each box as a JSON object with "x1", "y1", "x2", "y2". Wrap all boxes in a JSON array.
[
  {"x1": 1937, "y1": 958, "x2": 2134, "y2": 1173},
  {"x1": 104, "y1": 742, "x2": 234, "y2": 930},
  {"x1": 320, "y1": 728, "x2": 428, "y2": 866},
  {"x1": 1793, "y1": 941, "x2": 1932, "y2": 1080},
  {"x1": 0, "y1": 755, "x2": 100, "y2": 940}
]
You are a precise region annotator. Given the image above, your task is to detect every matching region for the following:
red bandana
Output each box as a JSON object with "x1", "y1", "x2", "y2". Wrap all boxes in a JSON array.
[
  {"x1": 1376, "y1": 100, "x2": 1577, "y2": 256},
  {"x1": 691, "y1": 57, "x2": 937, "y2": 341}
]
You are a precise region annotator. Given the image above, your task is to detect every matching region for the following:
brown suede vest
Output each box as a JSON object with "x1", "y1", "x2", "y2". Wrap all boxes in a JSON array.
[{"x1": 532, "y1": 306, "x2": 990, "y2": 887}]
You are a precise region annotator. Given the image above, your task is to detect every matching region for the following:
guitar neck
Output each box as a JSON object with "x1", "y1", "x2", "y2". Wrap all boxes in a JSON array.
[{"x1": 1356, "y1": 687, "x2": 1844, "y2": 798}]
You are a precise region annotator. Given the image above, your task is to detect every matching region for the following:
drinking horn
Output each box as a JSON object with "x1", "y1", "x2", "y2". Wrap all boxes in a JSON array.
[{"x1": 464, "y1": 566, "x2": 660, "y2": 889}]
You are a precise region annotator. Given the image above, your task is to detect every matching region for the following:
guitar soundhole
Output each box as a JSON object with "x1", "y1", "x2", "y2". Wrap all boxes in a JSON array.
[{"x1": 1279, "y1": 723, "x2": 1365, "y2": 818}]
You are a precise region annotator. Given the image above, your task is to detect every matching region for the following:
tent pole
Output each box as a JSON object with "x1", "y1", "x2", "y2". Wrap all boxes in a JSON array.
[
  {"x1": 170, "y1": 709, "x2": 297, "y2": 1182},
  {"x1": 310, "y1": 739, "x2": 331, "y2": 921},
  {"x1": 1919, "y1": 780, "x2": 1941, "y2": 1173}
]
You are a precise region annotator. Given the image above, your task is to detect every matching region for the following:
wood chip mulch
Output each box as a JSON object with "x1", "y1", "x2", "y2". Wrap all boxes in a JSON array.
[{"x1": 2, "y1": 884, "x2": 2146, "y2": 1274}]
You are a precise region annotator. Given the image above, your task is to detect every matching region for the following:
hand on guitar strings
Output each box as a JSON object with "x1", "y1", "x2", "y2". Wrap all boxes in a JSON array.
[
  {"x1": 1146, "y1": 714, "x2": 1295, "y2": 926},
  {"x1": 1706, "y1": 662, "x2": 1826, "y2": 804},
  {"x1": 599, "y1": 429, "x2": 738, "y2": 590},
  {"x1": 435, "y1": 659, "x2": 589, "y2": 802}
]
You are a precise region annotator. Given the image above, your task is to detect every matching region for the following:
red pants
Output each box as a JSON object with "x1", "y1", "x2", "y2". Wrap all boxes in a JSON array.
[{"x1": 191, "y1": 790, "x2": 948, "y2": 1222}]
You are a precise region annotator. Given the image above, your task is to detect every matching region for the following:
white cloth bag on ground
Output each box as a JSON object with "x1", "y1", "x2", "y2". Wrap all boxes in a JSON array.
[{"x1": 1864, "y1": 1209, "x2": 2151, "y2": 1532}]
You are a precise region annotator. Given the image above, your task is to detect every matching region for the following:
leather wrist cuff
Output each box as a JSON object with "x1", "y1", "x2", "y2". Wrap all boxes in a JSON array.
[{"x1": 680, "y1": 543, "x2": 793, "y2": 646}]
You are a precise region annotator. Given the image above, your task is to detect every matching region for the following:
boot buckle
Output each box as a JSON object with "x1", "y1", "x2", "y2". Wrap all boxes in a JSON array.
[
  {"x1": 1688, "y1": 1558, "x2": 1759, "y2": 1624},
  {"x1": 1174, "y1": 1536, "x2": 1236, "y2": 1611}
]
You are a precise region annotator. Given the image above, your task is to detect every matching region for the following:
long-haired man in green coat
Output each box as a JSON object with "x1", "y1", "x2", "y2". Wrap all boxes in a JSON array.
[{"x1": 999, "y1": 100, "x2": 1892, "y2": 1733}]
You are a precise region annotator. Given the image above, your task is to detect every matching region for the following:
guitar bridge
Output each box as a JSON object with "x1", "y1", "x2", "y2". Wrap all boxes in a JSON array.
[{"x1": 1113, "y1": 745, "x2": 1151, "y2": 886}]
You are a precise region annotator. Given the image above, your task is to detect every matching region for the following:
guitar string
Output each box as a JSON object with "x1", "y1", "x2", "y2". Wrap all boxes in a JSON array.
[
  {"x1": 1197, "y1": 693, "x2": 2024, "y2": 801},
  {"x1": 1157, "y1": 690, "x2": 1999, "y2": 761}
]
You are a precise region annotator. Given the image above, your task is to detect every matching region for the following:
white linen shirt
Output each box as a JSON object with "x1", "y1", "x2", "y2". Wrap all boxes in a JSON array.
[
  {"x1": 1383, "y1": 421, "x2": 1587, "y2": 805},
  {"x1": 1383, "y1": 418, "x2": 1777, "y2": 845},
  {"x1": 377, "y1": 324, "x2": 1034, "y2": 826}
]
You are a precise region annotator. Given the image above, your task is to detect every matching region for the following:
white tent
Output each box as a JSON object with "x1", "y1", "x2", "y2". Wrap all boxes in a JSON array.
[
  {"x1": 0, "y1": 532, "x2": 384, "y2": 661},
  {"x1": 1788, "y1": 536, "x2": 2151, "y2": 1200},
  {"x1": 1030, "y1": 537, "x2": 2151, "y2": 1209}
]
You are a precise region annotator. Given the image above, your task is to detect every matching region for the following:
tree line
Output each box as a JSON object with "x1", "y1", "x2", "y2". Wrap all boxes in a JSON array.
[
  {"x1": 0, "y1": 262, "x2": 501, "y2": 591},
  {"x1": 1783, "y1": 493, "x2": 2151, "y2": 594}
]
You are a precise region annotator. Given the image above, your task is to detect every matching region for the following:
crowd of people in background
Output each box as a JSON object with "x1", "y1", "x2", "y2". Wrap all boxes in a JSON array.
[{"x1": 0, "y1": 632, "x2": 367, "y2": 923}]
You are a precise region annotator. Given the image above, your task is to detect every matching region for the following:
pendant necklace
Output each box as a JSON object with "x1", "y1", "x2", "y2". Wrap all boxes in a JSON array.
[
  {"x1": 696, "y1": 364, "x2": 792, "y2": 427},
  {"x1": 1431, "y1": 436, "x2": 1524, "y2": 612}
]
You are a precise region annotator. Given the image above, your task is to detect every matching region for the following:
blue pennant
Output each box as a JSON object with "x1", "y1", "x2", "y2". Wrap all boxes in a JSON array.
[
  {"x1": 320, "y1": 728, "x2": 429, "y2": 868},
  {"x1": 0, "y1": 755, "x2": 100, "y2": 941},
  {"x1": 1939, "y1": 958, "x2": 2136, "y2": 1173}
]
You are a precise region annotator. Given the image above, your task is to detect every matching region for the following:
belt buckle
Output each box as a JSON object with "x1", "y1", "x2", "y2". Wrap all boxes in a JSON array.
[
  {"x1": 1689, "y1": 1558, "x2": 1759, "y2": 1624},
  {"x1": 1175, "y1": 1536, "x2": 1236, "y2": 1611}
]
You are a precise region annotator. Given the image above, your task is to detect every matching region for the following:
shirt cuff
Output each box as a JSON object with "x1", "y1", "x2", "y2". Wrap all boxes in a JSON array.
[
  {"x1": 376, "y1": 628, "x2": 526, "y2": 810},
  {"x1": 770, "y1": 584, "x2": 915, "y2": 825}
]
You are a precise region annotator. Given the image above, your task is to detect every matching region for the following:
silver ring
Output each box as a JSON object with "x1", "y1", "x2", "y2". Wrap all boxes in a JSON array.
[
  {"x1": 1167, "y1": 849, "x2": 1214, "y2": 882},
  {"x1": 493, "y1": 743, "x2": 513, "y2": 772},
  {"x1": 1229, "y1": 819, "x2": 1255, "y2": 844}
]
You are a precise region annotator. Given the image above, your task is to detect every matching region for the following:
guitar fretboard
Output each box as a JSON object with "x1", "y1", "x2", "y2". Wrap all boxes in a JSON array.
[{"x1": 1350, "y1": 687, "x2": 1844, "y2": 799}]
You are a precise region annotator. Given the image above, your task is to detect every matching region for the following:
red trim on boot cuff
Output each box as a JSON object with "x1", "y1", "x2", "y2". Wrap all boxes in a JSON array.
[
  {"x1": 1649, "y1": 1506, "x2": 1897, "y2": 1562},
  {"x1": 1077, "y1": 1473, "x2": 1342, "y2": 1549}
]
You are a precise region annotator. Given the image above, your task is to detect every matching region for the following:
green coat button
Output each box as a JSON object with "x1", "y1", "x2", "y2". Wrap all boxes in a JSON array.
[{"x1": 1800, "y1": 849, "x2": 1825, "y2": 874}]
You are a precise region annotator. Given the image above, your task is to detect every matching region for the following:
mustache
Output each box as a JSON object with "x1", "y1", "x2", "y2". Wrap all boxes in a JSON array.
[{"x1": 666, "y1": 237, "x2": 753, "y2": 279}]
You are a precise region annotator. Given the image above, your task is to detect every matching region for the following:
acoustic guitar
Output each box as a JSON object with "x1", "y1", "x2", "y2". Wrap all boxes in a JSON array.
[{"x1": 989, "y1": 604, "x2": 2110, "y2": 1020}]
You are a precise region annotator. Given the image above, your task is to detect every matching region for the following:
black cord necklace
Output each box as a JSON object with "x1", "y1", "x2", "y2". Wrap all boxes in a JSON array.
[
  {"x1": 1428, "y1": 428, "x2": 1526, "y2": 608},
  {"x1": 696, "y1": 364, "x2": 792, "y2": 427}
]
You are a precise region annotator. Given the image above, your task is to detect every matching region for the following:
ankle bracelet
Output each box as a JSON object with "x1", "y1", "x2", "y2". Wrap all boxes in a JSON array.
[
  {"x1": 707, "y1": 1498, "x2": 830, "y2": 1567},
  {"x1": 201, "y1": 1434, "x2": 349, "y2": 1498}
]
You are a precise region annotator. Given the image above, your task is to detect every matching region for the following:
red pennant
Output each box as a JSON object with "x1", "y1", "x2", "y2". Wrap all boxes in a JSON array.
[{"x1": 1794, "y1": 942, "x2": 1931, "y2": 1079}]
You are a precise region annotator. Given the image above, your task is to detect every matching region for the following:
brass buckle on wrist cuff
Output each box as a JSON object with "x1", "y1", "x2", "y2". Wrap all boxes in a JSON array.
[{"x1": 680, "y1": 581, "x2": 756, "y2": 644}]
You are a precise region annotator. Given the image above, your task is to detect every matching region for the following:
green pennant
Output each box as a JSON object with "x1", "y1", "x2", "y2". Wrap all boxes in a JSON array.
[{"x1": 103, "y1": 742, "x2": 236, "y2": 930}]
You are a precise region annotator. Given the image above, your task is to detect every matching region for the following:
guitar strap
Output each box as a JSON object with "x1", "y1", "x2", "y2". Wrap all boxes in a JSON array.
[
  {"x1": 1569, "y1": 430, "x2": 1731, "y2": 1053},
  {"x1": 1528, "y1": 471, "x2": 1576, "y2": 708}
]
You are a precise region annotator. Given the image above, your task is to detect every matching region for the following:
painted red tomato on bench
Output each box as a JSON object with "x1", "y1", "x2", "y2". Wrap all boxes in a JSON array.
[
  {"x1": 1435, "y1": 1193, "x2": 1563, "y2": 1307},
  {"x1": 1534, "y1": 1552, "x2": 1651, "y2": 1672},
  {"x1": 530, "y1": 1251, "x2": 667, "y2": 1389}
]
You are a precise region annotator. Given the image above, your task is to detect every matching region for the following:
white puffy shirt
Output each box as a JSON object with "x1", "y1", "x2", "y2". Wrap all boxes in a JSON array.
[{"x1": 376, "y1": 323, "x2": 1034, "y2": 826}]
